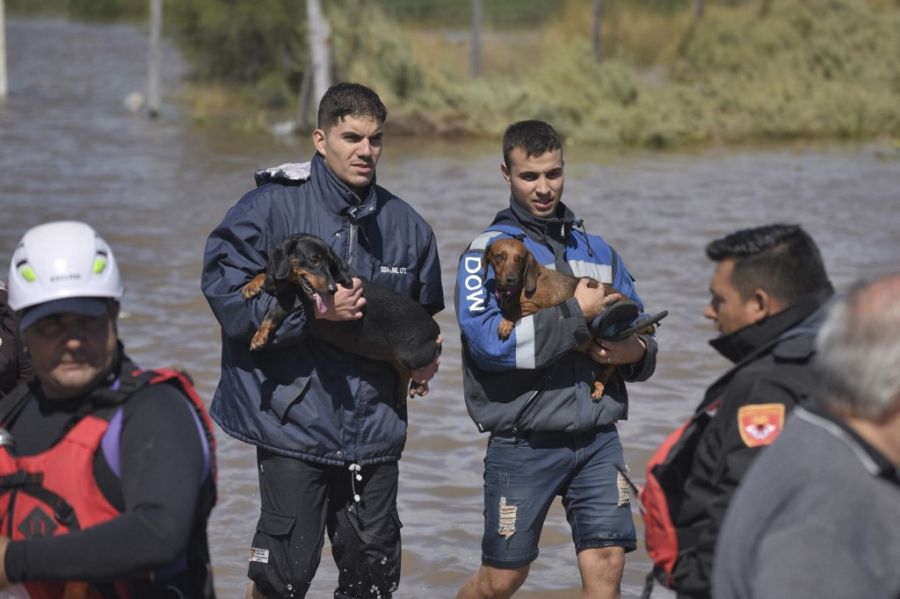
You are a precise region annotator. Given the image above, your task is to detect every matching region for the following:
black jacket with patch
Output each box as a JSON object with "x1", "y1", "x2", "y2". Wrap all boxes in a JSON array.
[{"x1": 668, "y1": 288, "x2": 832, "y2": 599}]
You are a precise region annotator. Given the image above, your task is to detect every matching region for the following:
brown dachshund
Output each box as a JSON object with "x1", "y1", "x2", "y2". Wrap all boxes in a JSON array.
[
  {"x1": 483, "y1": 237, "x2": 637, "y2": 399},
  {"x1": 242, "y1": 234, "x2": 441, "y2": 398}
]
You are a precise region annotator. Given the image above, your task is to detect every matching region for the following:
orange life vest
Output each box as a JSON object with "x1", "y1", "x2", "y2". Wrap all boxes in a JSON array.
[
  {"x1": 0, "y1": 368, "x2": 216, "y2": 599},
  {"x1": 639, "y1": 400, "x2": 720, "y2": 588}
]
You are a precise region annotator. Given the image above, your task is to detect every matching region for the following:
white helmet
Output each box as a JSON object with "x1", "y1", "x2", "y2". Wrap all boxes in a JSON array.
[{"x1": 7, "y1": 221, "x2": 124, "y2": 326}]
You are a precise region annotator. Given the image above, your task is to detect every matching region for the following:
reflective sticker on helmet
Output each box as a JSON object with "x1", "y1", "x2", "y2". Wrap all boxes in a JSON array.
[
  {"x1": 92, "y1": 257, "x2": 107, "y2": 274},
  {"x1": 19, "y1": 266, "x2": 36, "y2": 282}
]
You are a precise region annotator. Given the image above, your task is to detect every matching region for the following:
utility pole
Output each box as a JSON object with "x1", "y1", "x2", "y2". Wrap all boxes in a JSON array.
[
  {"x1": 1, "y1": 0, "x2": 8, "y2": 98},
  {"x1": 306, "y1": 0, "x2": 331, "y2": 111},
  {"x1": 470, "y1": 0, "x2": 483, "y2": 77},
  {"x1": 147, "y1": 0, "x2": 161, "y2": 118},
  {"x1": 592, "y1": 0, "x2": 603, "y2": 63}
]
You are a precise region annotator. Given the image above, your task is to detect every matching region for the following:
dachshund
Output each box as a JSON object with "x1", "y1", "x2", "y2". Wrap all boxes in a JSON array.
[
  {"x1": 483, "y1": 237, "x2": 649, "y2": 399},
  {"x1": 241, "y1": 233, "x2": 441, "y2": 397}
]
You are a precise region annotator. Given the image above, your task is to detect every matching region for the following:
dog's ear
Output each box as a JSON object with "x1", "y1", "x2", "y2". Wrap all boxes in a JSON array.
[
  {"x1": 327, "y1": 245, "x2": 354, "y2": 287},
  {"x1": 523, "y1": 252, "x2": 540, "y2": 295},
  {"x1": 270, "y1": 245, "x2": 291, "y2": 280},
  {"x1": 481, "y1": 246, "x2": 493, "y2": 280}
]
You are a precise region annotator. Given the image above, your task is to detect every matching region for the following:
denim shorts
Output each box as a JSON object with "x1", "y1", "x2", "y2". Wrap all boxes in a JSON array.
[{"x1": 480, "y1": 426, "x2": 636, "y2": 569}]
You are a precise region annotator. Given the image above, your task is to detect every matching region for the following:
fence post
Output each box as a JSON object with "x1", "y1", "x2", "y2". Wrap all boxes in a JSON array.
[
  {"x1": 470, "y1": 0, "x2": 482, "y2": 77},
  {"x1": 1, "y1": 0, "x2": 7, "y2": 98},
  {"x1": 592, "y1": 0, "x2": 603, "y2": 62},
  {"x1": 147, "y1": 0, "x2": 161, "y2": 118},
  {"x1": 306, "y1": 0, "x2": 331, "y2": 110}
]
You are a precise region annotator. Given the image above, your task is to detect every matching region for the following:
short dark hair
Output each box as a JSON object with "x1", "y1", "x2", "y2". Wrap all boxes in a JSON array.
[
  {"x1": 705, "y1": 224, "x2": 831, "y2": 306},
  {"x1": 317, "y1": 82, "x2": 387, "y2": 129},
  {"x1": 502, "y1": 120, "x2": 563, "y2": 167}
]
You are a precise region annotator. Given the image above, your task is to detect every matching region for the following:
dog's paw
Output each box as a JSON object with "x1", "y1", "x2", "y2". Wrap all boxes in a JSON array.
[
  {"x1": 409, "y1": 380, "x2": 429, "y2": 397},
  {"x1": 497, "y1": 320, "x2": 514, "y2": 340},
  {"x1": 242, "y1": 274, "x2": 267, "y2": 299},
  {"x1": 250, "y1": 330, "x2": 269, "y2": 351}
]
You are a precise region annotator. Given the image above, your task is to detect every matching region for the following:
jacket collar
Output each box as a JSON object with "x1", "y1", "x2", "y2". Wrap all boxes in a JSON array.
[
  {"x1": 709, "y1": 287, "x2": 834, "y2": 364},
  {"x1": 310, "y1": 153, "x2": 379, "y2": 218},
  {"x1": 492, "y1": 198, "x2": 579, "y2": 245},
  {"x1": 799, "y1": 405, "x2": 900, "y2": 485}
]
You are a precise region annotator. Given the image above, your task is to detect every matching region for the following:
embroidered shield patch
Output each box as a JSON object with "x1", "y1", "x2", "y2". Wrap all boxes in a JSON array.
[{"x1": 737, "y1": 403, "x2": 785, "y2": 447}]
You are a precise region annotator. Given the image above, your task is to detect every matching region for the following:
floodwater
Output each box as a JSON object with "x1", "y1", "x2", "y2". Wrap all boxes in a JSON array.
[{"x1": 1, "y1": 17, "x2": 898, "y2": 599}]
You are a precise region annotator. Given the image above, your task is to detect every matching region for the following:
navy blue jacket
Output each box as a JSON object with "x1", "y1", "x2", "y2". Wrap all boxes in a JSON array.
[{"x1": 202, "y1": 155, "x2": 443, "y2": 465}]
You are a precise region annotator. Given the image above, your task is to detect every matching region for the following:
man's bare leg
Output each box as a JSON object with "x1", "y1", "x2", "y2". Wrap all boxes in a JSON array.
[
  {"x1": 577, "y1": 546, "x2": 625, "y2": 599},
  {"x1": 456, "y1": 564, "x2": 530, "y2": 599}
]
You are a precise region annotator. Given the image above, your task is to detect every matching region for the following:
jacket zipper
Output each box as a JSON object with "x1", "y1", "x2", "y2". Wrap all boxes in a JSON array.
[
  {"x1": 346, "y1": 206, "x2": 358, "y2": 266},
  {"x1": 510, "y1": 388, "x2": 542, "y2": 435}
]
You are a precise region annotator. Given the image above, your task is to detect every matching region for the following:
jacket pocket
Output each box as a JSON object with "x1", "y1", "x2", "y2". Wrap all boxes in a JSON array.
[
  {"x1": 255, "y1": 509, "x2": 295, "y2": 537},
  {"x1": 269, "y1": 376, "x2": 312, "y2": 423}
]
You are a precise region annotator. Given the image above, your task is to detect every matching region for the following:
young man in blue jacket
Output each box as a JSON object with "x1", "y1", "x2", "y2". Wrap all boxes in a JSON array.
[
  {"x1": 202, "y1": 83, "x2": 443, "y2": 599},
  {"x1": 455, "y1": 120, "x2": 657, "y2": 599}
]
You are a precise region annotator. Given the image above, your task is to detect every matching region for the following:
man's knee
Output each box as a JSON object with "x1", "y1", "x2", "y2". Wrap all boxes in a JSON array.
[
  {"x1": 578, "y1": 546, "x2": 626, "y2": 592},
  {"x1": 582, "y1": 545, "x2": 625, "y2": 568}
]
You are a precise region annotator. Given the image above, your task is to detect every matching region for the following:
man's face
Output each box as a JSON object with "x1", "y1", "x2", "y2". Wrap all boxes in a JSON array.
[
  {"x1": 502, "y1": 147, "x2": 565, "y2": 219},
  {"x1": 704, "y1": 258, "x2": 765, "y2": 336},
  {"x1": 25, "y1": 308, "x2": 118, "y2": 400},
  {"x1": 313, "y1": 114, "x2": 383, "y2": 196}
]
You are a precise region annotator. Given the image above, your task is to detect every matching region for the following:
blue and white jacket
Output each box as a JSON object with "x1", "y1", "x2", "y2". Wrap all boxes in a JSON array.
[
  {"x1": 202, "y1": 154, "x2": 443, "y2": 465},
  {"x1": 455, "y1": 200, "x2": 656, "y2": 434}
]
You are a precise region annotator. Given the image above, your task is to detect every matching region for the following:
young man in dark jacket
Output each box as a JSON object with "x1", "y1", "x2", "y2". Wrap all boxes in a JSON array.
[
  {"x1": 202, "y1": 83, "x2": 443, "y2": 599},
  {"x1": 642, "y1": 224, "x2": 833, "y2": 598},
  {"x1": 455, "y1": 120, "x2": 658, "y2": 599}
]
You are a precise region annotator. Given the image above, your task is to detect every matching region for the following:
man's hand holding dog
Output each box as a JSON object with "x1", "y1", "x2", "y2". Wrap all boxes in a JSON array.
[
  {"x1": 411, "y1": 335, "x2": 442, "y2": 386},
  {"x1": 590, "y1": 335, "x2": 646, "y2": 366},
  {"x1": 574, "y1": 278, "x2": 645, "y2": 365},
  {"x1": 317, "y1": 277, "x2": 366, "y2": 321},
  {"x1": 574, "y1": 278, "x2": 622, "y2": 319}
]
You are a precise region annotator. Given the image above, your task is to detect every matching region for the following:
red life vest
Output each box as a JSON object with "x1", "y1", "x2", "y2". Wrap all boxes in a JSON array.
[
  {"x1": 0, "y1": 368, "x2": 217, "y2": 599},
  {"x1": 639, "y1": 400, "x2": 720, "y2": 588}
]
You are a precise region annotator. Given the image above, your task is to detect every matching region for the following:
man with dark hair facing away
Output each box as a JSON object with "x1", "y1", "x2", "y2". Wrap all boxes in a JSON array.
[
  {"x1": 641, "y1": 224, "x2": 834, "y2": 598},
  {"x1": 202, "y1": 82, "x2": 443, "y2": 599},
  {"x1": 714, "y1": 273, "x2": 900, "y2": 599},
  {"x1": 455, "y1": 120, "x2": 658, "y2": 599}
]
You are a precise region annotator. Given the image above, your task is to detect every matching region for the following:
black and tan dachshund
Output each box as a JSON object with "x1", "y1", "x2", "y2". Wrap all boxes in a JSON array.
[{"x1": 241, "y1": 233, "x2": 441, "y2": 397}]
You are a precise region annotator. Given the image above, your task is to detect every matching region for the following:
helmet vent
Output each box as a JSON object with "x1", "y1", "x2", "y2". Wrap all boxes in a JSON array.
[{"x1": 93, "y1": 256, "x2": 108, "y2": 274}]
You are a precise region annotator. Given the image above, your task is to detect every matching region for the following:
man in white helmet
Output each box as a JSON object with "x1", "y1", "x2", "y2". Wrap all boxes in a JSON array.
[{"x1": 0, "y1": 221, "x2": 217, "y2": 598}]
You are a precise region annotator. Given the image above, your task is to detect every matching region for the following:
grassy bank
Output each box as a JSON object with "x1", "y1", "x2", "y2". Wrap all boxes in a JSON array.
[
  {"x1": 342, "y1": 0, "x2": 900, "y2": 148},
  {"x1": 11, "y1": 0, "x2": 900, "y2": 148}
]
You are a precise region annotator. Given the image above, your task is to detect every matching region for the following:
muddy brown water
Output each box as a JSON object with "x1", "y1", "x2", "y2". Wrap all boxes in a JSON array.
[{"x1": 1, "y1": 17, "x2": 898, "y2": 598}]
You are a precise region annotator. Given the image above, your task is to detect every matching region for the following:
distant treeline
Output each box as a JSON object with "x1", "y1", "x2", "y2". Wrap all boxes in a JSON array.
[{"x1": 9, "y1": 0, "x2": 900, "y2": 147}]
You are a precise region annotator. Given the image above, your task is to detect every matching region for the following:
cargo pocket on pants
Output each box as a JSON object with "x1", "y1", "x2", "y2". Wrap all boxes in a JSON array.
[{"x1": 248, "y1": 509, "x2": 297, "y2": 596}]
